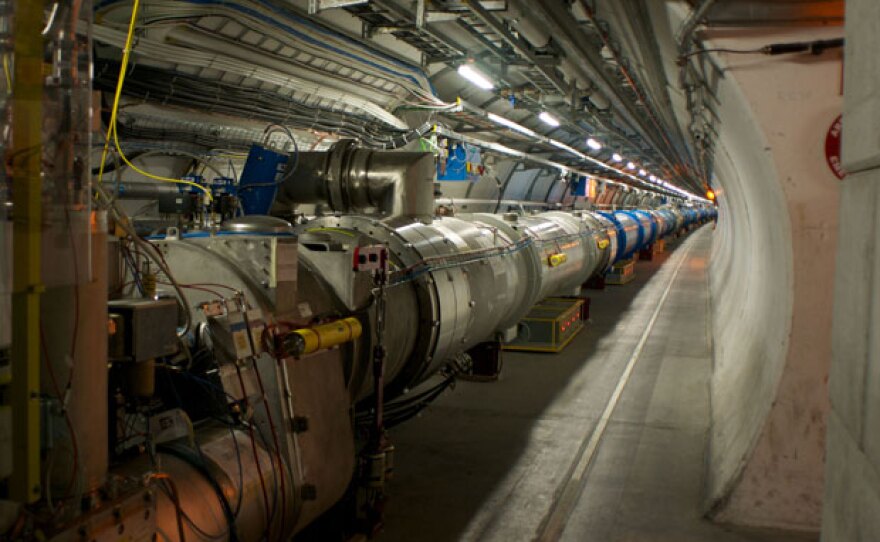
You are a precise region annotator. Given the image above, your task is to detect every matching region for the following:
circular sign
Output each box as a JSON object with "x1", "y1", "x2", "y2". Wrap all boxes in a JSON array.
[{"x1": 825, "y1": 114, "x2": 846, "y2": 180}]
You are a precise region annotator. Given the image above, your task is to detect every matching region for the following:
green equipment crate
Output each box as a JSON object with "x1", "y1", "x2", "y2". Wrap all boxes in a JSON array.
[
  {"x1": 503, "y1": 298, "x2": 585, "y2": 353},
  {"x1": 606, "y1": 258, "x2": 636, "y2": 285}
]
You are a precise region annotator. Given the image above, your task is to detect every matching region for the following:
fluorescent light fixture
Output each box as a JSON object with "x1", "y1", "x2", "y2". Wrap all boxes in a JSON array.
[
  {"x1": 538, "y1": 111, "x2": 560, "y2": 127},
  {"x1": 638, "y1": 169, "x2": 647, "y2": 176},
  {"x1": 626, "y1": 162, "x2": 636, "y2": 170},
  {"x1": 458, "y1": 64, "x2": 494, "y2": 90},
  {"x1": 612, "y1": 153, "x2": 623, "y2": 162},
  {"x1": 586, "y1": 138, "x2": 602, "y2": 150},
  {"x1": 487, "y1": 112, "x2": 537, "y2": 137}
]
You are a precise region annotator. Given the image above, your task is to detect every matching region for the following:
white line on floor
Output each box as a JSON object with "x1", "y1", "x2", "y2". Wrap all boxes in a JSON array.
[{"x1": 536, "y1": 235, "x2": 697, "y2": 542}]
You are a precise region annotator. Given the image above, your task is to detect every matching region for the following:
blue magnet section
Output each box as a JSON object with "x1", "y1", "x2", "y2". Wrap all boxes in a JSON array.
[
  {"x1": 619, "y1": 211, "x2": 645, "y2": 258},
  {"x1": 238, "y1": 144, "x2": 289, "y2": 215},
  {"x1": 633, "y1": 210, "x2": 657, "y2": 246},
  {"x1": 599, "y1": 211, "x2": 627, "y2": 263},
  {"x1": 573, "y1": 175, "x2": 588, "y2": 197},
  {"x1": 659, "y1": 210, "x2": 676, "y2": 236}
]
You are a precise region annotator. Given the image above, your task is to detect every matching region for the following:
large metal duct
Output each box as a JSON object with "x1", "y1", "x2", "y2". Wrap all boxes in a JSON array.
[
  {"x1": 274, "y1": 140, "x2": 436, "y2": 222},
  {"x1": 291, "y1": 205, "x2": 712, "y2": 400},
  {"x1": 150, "y1": 205, "x2": 710, "y2": 402}
]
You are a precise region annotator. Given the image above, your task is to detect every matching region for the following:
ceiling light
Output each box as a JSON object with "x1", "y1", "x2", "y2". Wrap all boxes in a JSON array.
[
  {"x1": 638, "y1": 169, "x2": 647, "y2": 176},
  {"x1": 649, "y1": 175, "x2": 657, "y2": 182},
  {"x1": 626, "y1": 162, "x2": 636, "y2": 170},
  {"x1": 487, "y1": 112, "x2": 537, "y2": 137},
  {"x1": 586, "y1": 138, "x2": 602, "y2": 150},
  {"x1": 458, "y1": 64, "x2": 494, "y2": 90},
  {"x1": 538, "y1": 111, "x2": 560, "y2": 127},
  {"x1": 612, "y1": 153, "x2": 623, "y2": 162}
]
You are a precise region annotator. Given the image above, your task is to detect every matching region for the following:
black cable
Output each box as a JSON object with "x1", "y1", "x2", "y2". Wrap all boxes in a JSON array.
[
  {"x1": 154, "y1": 477, "x2": 188, "y2": 542},
  {"x1": 172, "y1": 368, "x2": 247, "y2": 519},
  {"x1": 356, "y1": 374, "x2": 456, "y2": 429},
  {"x1": 678, "y1": 37, "x2": 843, "y2": 61},
  {"x1": 96, "y1": 61, "x2": 434, "y2": 150},
  {"x1": 251, "y1": 419, "x2": 281, "y2": 534},
  {"x1": 95, "y1": 61, "x2": 411, "y2": 144},
  {"x1": 226, "y1": 424, "x2": 245, "y2": 520},
  {"x1": 156, "y1": 443, "x2": 241, "y2": 541},
  {"x1": 493, "y1": 175, "x2": 504, "y2": 214},
  {"x1": 232, "y1": 365, "x2": 278, "y2": 539},
  {"x1": 678, "y1": 46, "x2": 764, "y2": 60},
  {"x1": 765, "y1": 37, "x2": 844, "y2": 55},
  {"x1": 157, "y1": 364, "x2": 247, "y2": 525}
]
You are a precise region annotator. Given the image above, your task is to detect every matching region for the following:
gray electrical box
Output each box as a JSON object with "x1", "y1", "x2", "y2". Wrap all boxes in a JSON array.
[{"x1": 108, "y1": 298, "x2": 179, "y2": 362}]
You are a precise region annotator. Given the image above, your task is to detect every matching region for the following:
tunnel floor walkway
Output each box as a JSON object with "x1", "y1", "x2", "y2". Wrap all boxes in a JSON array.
[{"x1": 377, "y1": 226, "x2": 816, "y2": 542}]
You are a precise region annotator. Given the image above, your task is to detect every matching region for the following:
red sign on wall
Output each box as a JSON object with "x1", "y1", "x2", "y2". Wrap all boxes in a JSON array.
[{"x1": 825, "y1": 115, "x2": 846, "y2": 180}]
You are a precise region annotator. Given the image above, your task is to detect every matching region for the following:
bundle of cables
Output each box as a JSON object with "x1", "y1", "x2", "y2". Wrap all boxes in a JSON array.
[{"x1": 356, "y1": 371, "x2": 457, "y2": 431}]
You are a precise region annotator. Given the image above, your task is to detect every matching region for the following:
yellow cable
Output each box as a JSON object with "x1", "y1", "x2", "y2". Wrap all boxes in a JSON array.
[
  {"x1": 111, "y1": 123, "x2": 212, "y2": 200},
  {"x1": 97, "y1": 0, "x2": 138, "y2": 186},
  {"x1": 96, "y1": 0, "x2": 212, "y2": 201}
]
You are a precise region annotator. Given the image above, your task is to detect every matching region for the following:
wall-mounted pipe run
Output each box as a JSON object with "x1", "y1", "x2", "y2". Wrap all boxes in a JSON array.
[{"x1": 274, "y1": 139, "x2": 436, "y2": 222}]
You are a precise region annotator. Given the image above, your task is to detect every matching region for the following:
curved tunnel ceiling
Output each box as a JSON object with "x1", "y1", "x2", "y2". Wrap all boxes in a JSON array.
[
  {"x1": 98, "y1": 0, "x2": 821, "y2": 202},
  {"x1": 91, "y1": 0, "x2": 845, "y2": 203}
]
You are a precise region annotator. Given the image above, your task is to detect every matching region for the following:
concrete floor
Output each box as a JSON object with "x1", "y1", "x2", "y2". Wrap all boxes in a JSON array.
[{"x1": 376, "y1": 227, "x2": 818, "y2": 542}]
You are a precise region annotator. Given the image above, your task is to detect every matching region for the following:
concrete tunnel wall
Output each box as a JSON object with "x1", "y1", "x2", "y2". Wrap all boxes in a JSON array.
[
  {"x1": 706, "y1": 78, "x2": 795, "y2": 527},
  {"x1": 822, "y1": 0, "x2": 880, "y2": 539},
  {"x1": 651, "y1": 3, "x2": 841, "y2": 532},
  {"x1": 702, "y1": 30, "x2": 841, "y2": 530}
]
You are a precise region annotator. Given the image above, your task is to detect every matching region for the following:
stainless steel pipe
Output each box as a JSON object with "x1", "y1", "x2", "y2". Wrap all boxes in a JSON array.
[{"x1": 274, "y1": 139, "x2": 436, "y2": 221}]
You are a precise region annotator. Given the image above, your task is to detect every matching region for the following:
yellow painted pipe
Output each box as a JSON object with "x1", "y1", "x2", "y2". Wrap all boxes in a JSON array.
[
  {"x1": 548, "y1": 253, "x2": 568, "y2": 268},
  {"x1": 10, "y1": 0, "x2": 45, "y2": 503},
  {"x1": 289, "y1": 317, "x2": 362, "y2": 356}
]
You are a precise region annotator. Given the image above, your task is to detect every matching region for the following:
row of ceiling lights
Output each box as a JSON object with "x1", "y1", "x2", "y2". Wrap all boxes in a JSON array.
[{"x1": 456, "y1": 63, "x2": 708, "y2": 202}]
